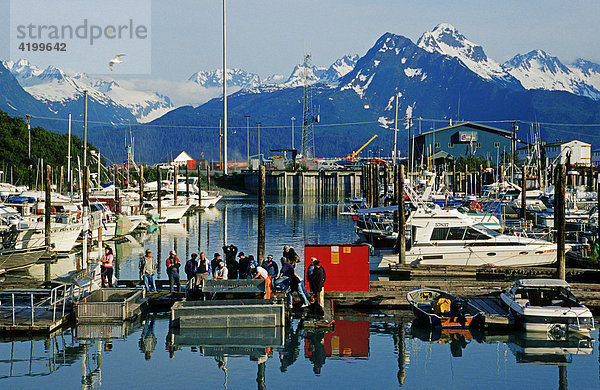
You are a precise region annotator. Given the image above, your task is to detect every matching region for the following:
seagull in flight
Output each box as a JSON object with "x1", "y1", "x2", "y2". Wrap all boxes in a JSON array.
[{"x1": 109, "y1": 54, "x2": 126, "y2": 71}]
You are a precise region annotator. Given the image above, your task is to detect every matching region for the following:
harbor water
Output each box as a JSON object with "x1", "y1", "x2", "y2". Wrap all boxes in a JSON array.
[{"x1": 1, "y1": 196, "x2": 599, "y2": 389}]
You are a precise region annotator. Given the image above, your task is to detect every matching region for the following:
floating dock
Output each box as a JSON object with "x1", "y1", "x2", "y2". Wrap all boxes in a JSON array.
[
  {"x1": 76, "y1": 288, "x2": 147, "y2": 323},
  {"x1": 171, "y1": 299, "x2": 285, "y2": 329}
]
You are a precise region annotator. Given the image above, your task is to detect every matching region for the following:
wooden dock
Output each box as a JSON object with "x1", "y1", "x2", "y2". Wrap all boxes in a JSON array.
[
  {"x1": 327, "y1": 281, "x2": 600, "y2": 312},
  {"x1": 387, "y1": 264, "x2": 600, "y2": 281}
]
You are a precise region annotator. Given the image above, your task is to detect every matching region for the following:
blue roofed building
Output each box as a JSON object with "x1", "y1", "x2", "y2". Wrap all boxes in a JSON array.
[{"x1": 411, "y1": 121, "x2": 513, "y2": 167}]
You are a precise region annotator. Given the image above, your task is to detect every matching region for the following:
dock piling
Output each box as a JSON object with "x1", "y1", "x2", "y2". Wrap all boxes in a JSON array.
[
  {"x1": 197, "y1": 160, "x2": 202, "y2": 208},
  {"x1": 174, "y1": 165, "x2": 178, "y2": 204},
  {"x1": 157, "y1": 167, "x2": 162, "y2": 218},
  {"x1": 521, "y1": 165, "x2": 527, "y2": 219},
  {"x1": 555, "y1": 163, "x2": 566, "y2": 280},
  {"x1": 139, "y1": 165, "x2": 144, "y2": 213},
  {"x1": 45, "y1": 165, "x2": 51, "y2": 248},
  {"x1": 185, "y1": 165, "x2": 190, "y2": 205},
  {"x1": 207, "y1": 166, "x2": 211, "y2": 192},
  {"x1": 396, "y1": 164, "x2": 406, "y2": 265}
]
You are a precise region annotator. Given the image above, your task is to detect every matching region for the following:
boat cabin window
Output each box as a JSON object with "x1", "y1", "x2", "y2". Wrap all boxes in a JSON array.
[
  {"x1": 431, "y1": 227, "x2": 449, "y2": 240},
  {"x1": 447, "y1": 227, "x2": 466, "y2": 240},
  {"x1": 431, "y1": 226, "x2": 491, "y2": 241},
  {"x1": 464, "y1": 227, "x2": 491, "y2": 240}
]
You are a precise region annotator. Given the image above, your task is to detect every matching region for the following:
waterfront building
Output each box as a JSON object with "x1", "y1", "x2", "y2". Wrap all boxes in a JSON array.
[
  {"x1": 412, "y1": 122, "x2": 513, "y2": 167},
  {"x1": 539, "y1": 140, "x2": 591, "y2": 167}
]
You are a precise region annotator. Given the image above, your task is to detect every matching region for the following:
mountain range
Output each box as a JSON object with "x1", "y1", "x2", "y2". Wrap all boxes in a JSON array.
[{"x1": 1, "y1": 23, "x2": 600, "y2": 163}]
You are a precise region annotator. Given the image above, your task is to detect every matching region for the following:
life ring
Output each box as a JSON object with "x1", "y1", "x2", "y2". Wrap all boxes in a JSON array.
[
  {"x1": 76, "y1": 212, "x2": 82, "y2": 220},
  {"x1": 469, "y1": 202, "x2": 481, "y2": 211}
]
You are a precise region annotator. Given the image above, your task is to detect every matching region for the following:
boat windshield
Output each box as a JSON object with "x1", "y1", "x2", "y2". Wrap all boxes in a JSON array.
[{"x1": 514, "y1": 286, "x2": 579, "y2": 307}]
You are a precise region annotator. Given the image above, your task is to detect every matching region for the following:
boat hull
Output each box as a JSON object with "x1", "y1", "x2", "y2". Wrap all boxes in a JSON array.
[{"x1": 373, "y1": 243, "x2": 558, "y2": 271}]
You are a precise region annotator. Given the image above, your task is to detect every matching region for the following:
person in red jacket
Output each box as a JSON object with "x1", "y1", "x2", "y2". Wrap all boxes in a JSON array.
[{"x1": 166, "y1": 250, "x2": 181, "y2": 292}]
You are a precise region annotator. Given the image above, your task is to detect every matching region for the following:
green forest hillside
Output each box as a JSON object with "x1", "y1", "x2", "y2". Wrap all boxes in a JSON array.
[{"x1": 0, "y1": 110, "x2": 95, "y2": 186}]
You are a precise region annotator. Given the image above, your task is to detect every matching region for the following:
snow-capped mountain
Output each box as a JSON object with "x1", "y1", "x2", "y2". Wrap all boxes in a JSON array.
[
  {"x1": 417, "y1": 23, "x2": 519, "y2": 87},
  {"x1": 188, "y1": 68, "x2": 261, "y2": 89},
  {"x1": 503, "y1": 50, "x2": 600, "y2": 100},
  {"x1": 320, "y1": 54, "x2": 360, "y2": 84},
  {"x1": 2, "y1": 59, "x2": 174, "y2": 123}
]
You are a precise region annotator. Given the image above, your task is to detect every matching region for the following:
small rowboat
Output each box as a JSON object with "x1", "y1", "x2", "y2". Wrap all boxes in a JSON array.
[{"x1": 406, "y1": 287, "x2": 484, "y2": 328}]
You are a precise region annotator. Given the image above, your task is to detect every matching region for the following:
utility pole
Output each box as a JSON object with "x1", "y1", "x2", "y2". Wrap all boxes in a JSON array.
[
  {"x1": 393, "y1": 93, "x2": 399, "y2": 164},
  {"x1": 26, "y1": 114, "x2": 32, "y2": 189},
  {"x1": 245, "y1": 115, "x2": 250, "y2": 164},
  {"x1": 219, "y1": 119, "x2": 222, "y2": 171},
  {"x1": 67, "y1": 113, "x2": 72, "y2": 194},
  {"x1": 256, "y1": 122, "x2": 261, "y2": 161},
  {"x1": 407, "y1": 117, "x2": 413, "y2": 184},
  {"x1": 291, "y1": 117, "x2": 295, "y2": 150},
  {"x1": 26, "y1": 114, "x2": 31, "y2": 160},
  {"x1": 222, "y1": 0, "x2": 228, "y2": 175},
  {"x1": 511, "y1": 121, "x2": 518, "y2": 183},
  {"x1": 83, "y1": 90, "x2": 88, "y2": 168}
]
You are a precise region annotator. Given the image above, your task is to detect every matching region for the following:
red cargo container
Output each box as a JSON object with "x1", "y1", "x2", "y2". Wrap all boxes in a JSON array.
[{"x1": 304, "y1": 244, "x2": 370, "y2": 292}]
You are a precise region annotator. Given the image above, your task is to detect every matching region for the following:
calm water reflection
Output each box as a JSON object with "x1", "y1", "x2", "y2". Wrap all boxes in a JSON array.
[
  {"x1": 1, "y1": 196, "x2": 599, "y2": 389},
  {"x1": 0, "y1": 316, "x2": 598, "y2": 389}
]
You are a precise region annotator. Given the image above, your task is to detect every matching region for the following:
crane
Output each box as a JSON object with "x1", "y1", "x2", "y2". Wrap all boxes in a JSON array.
[{"x1": 346, "y1": 134, "x2": 378, "y2": 162}]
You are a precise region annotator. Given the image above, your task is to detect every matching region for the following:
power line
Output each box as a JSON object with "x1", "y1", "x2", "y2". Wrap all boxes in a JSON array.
[{"x1": 25, "y1": 113, "x2": 600, "y2": 132}]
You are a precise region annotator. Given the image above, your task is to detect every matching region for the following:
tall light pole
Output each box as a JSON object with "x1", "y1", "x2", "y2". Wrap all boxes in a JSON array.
[
  {"x1": 291, "y1": 117, "x2": 295, "y2": 150},
  {"x1": 222, "y1": 0, "x2": 228, "y2": 175},
  {"x1": 245, "y1": 115, "x2": 250, "y2": 164},
  {"x1": 26, "y1": 114, "x2": 31, "y2": 160},
  {"x1": 393, "y1": 93, "x2": 399, "y2": 164},
  {"x1": 256, "y1": 122, "x2": 261, "y2": 160},
  {"x1": 83, "y1": 90, "x2": 88, "y2": 168}
]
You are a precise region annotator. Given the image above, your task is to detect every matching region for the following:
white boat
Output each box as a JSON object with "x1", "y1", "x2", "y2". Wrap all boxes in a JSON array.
[
  {"x1": 142, "y1": 200, "x2": 190, "y2": 223},
  {"x1": 0, "y1": 203, "x2": 82, "y2": 255},
  {"x1": 372, "y1": 206, "x2": 562, "y2": 270},
  {"x1": 500, "y1": 279, "x2": 595, "y2": 335}
]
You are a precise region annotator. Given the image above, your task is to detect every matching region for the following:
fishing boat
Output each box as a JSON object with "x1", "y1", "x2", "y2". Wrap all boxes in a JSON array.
[
  {"x1": 406, "y1": 287, "x2": 484, "y2": 328},
  {"x1": 500, "y1": 279, "x2": 595, "y2": 335}
]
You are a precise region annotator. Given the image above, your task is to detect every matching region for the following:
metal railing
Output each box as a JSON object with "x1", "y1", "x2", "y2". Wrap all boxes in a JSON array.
[{"x1": 2, "y1": 283, "x2": 84, "y2": 327}]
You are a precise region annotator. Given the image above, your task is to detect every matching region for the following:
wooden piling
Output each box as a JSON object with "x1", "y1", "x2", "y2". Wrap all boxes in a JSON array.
[
  {"x1": 397, "y1": 165, "x2": 406, "y2": 265},
  {"x1": 174, "y1": 165, "x2": 179, "y2": 204},
  {"x1": 185, "y1": 165, "x2": 190, "y2": 205},
  {"x1": 521, "y1": 165, "x2": 527, "y2": 219},
  {"x1": 452, "y1": 164, "x2": 456, "y2": 196},
  {"x1": 479, "y1": 164, "x2": 484, "y2": 196},
  {"x1": 157, "y1": 166, "x2": 162, "y2": 218},
  {"x1": 139, "y1": 165, "x2": 144, "y2": 213},
  {"x1": 114, "y1": 186, "x2": 120, "y2": 215},
  {"x1": 59, "y1": 166, "x2": 64, "y2": 194},
  {"x1": 597, "y1": 173, "x2": 600, "y2": 240},
  {"x1": 44, "y1": 165, "x2": 51, "y2": 248},
  {"x1": 114, "y1": 165, "x2": 118, "y2": 189},
  {"x1": 555, "y1": 164, "x2": 566, "y2": 280},
  {"x1": 465, "y1": 166, "x2": 469, "y2": 195},
  {"x1": 499, "y1": 164, "x2": 504, "y2": 183},
  {"x1": 257, "y1": 165, "x2": 266, "y2": 265},
  {"x1": 197, "y1": 160, "x2": 202, "y2": 208},
  {"x1": 207, "y1": 166, "x2": 211, "y2": 192}
]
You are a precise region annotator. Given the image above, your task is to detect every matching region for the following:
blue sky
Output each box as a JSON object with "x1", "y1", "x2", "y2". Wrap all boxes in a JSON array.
[{"x1": 1, "y1": 0, "x2": 599, "y2": 80}]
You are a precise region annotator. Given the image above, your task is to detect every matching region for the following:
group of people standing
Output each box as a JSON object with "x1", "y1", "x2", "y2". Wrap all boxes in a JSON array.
[{"x1": 135, "y1": 243, "x2": 326, "y2": 314}]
